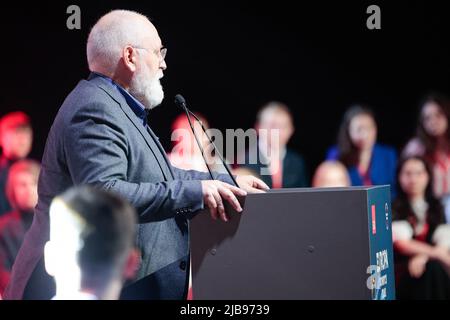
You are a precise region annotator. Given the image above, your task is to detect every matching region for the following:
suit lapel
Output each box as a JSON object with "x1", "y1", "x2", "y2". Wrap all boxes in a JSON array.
[{"x1": 90, "y1": 75, "x2": 173, "y2": 181}]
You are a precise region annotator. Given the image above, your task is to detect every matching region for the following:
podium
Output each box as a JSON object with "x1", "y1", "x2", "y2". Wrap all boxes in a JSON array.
[{"x1": 190, "y1": 186, "x2": 395, "y2": 300}]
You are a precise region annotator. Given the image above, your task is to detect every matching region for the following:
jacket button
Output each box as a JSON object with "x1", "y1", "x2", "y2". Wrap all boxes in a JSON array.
[{"x1": 179, "y1": 261, "x2": 187, "y2": 271}]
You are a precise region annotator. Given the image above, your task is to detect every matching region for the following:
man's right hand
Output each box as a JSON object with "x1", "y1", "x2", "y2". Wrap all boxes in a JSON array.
[{"x1": 201, "y1": 180, "x2": 247, "y2": 222}]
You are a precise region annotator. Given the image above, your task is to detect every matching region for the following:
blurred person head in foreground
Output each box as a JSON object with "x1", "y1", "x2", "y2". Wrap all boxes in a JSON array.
[{"x1": 44, "y1": 186, "x2": 138, "y2": 300}]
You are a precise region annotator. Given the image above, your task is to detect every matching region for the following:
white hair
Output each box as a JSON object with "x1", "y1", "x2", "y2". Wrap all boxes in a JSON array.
[{"x1": 86, "y1": 10, "x2": 151, "y2": 72}]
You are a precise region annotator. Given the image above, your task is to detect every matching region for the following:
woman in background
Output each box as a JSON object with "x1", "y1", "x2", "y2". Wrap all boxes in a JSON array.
[
  {"x1": 327, "y1": 105, "x2": 397, "y2": 196},
  {"x1": 403, "y1": 94, "x2": 450, "y2": 209},
  {"x1": 392, "y1": 156, "x2": 450, "y2": 300}
]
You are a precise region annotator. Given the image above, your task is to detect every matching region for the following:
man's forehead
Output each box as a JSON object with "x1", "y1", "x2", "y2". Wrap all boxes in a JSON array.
[
  {"x1": 143, "y1": 20, "x2": 162, "y2": 46},
  {"x1": 142, "y1": 32, "x2": 163, "y2": 49}
]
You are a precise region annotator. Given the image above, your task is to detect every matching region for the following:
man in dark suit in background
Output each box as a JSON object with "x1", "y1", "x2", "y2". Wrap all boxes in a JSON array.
[
  {"x1": 240, "y1": 102, "x2": 309, "y2": 188},
  {"x1": 4, "y1": 9, "x2": 268, "y2": 300}
]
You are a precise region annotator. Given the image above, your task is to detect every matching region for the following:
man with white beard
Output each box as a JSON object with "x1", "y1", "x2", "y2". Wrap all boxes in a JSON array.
[{"x1": 4, "y1": 10, "x2": 268, "y2": 300}]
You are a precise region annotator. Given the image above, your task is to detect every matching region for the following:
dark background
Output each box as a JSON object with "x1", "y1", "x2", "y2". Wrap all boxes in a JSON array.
[{"x1": 1, "y1": 1, "x2": 449, "y2": 179}]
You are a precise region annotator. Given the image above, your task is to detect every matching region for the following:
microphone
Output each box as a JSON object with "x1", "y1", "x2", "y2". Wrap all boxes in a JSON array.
[
  {"x1": 175, "y1": 95, "x2": 212, "y2": 133},
  {"x1": 174, "y1": 94, "x2": 239, "y2": 187},
  {"x1": 174, "y1": 94, "x2": 187, "y2": 108}
]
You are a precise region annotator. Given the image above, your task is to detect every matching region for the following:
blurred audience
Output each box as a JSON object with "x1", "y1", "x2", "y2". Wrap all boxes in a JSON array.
[
  {"x1": 312, "y1": 161, "x2": 351, "y2": 188},
  {"x1": 402, "y1": 93, "x2": 450, "y2": 222},
  {"x1": 0, "y1": 159, "x2": 40, "y2": 294},
  {"x1": 3, "y1": 93, "x2": 450, "y2": 300},
  {"x1": 327, "y1": 105, "x2": 397, "y2": 196},
  {"x1": 0, "y1": 112, "x2": 33, "y2": 217},
  {"x1": 239, "y1": 101, "x2": 308, "y2": 188},
  {"x1": 168, "y1": 113, "x2": 222, "y2": 173},
  {"x1": 403, "y1": 94, "x2": 450, "y2": 197},
  {"x1": 392, "y1": 156, "x2": 450, "y2": 300},
  {"x1": 44, "y1": 186, "x2": 138, "y2": 300}
]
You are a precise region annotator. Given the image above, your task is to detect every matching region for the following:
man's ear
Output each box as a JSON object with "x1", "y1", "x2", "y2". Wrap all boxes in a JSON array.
[
  {"x1": 123, "y1": 248, "x2": 140, "y2": 280},
  {"x1": 43, "y1": 241, "x2": 55, "y2": 277},
  {"x1": 122, "y1": 46, "x2": 138, "y2": 73}
]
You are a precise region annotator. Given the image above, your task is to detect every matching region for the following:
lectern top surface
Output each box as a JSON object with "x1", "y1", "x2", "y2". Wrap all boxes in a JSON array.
[{"x1": 266, "y1": 185, "x2": 390, "y2": 194}]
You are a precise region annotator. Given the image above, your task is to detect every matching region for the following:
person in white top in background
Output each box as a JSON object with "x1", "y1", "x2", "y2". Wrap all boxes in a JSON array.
[{"x1": 392, "y1": 156, "x2": 450, "y2": 299}]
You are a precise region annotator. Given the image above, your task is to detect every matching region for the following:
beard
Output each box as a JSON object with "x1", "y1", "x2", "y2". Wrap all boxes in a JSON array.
[{"x1": 129, "y1": 62, "x2": 164, "y2": 110}]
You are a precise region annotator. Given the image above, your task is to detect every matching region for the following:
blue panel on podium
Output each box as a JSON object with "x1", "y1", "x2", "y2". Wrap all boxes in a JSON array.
[{"x1": 366, "y1": 186, "x2": 396, "y2": 300}]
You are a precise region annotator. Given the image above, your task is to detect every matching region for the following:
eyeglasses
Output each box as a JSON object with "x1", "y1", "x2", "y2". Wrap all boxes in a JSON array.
[{"x1": 133, "y1": 45, "x2": 167, "y2": 62}]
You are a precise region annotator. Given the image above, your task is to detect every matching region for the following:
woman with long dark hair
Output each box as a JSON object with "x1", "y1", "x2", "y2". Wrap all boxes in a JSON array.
[
  {"x1": 403, "y1": 93, "x2": 450, "y2": 198},
  {"x1": 326, "y1": 105, "x2": 397, "y2": 195},
  {"x1": 392, "y1": 156, "x2": 450, "y2": 300}
]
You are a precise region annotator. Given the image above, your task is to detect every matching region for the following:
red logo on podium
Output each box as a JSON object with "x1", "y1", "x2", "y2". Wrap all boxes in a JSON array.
[{"x1": 371, "y1": 205, "x2": 376, "y2": 235}]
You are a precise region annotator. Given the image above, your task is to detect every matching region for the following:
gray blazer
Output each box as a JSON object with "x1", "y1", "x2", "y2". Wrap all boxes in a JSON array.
[{"x1": 4, "y1": 73, "x2": 233, "y2": 299}]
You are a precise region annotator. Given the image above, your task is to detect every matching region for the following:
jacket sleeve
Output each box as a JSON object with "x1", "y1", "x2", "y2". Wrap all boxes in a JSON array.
[
  {"x1": 63, "y1": 101, "x2": 205, "y2": 223},
  {"x1": 171, "y1": 166, "x2": 236, "y2": 186}
]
